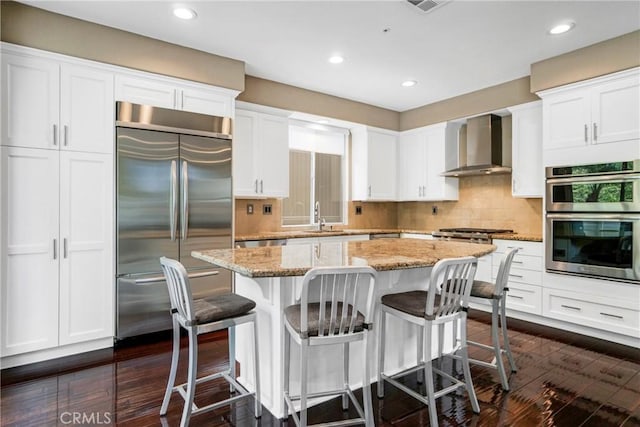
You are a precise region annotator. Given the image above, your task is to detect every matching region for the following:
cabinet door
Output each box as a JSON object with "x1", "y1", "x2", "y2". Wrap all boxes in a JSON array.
[
  {"x1": 424, "y1": 126, "x2": 456, "y2": 200},
  {"x1": 591, "y1": 76, "x2": 640, "y2": 145},
  {"x1": 397, "y1": 131, "x2": 426, "y2": 200},
  {"x1": 543, "y1": 89, "x2": 590, "y2": 150},
  {"x1": 0, "y1": 147, "x2": 60, "y2": 356},
  {"x1": 233, "y1": 110, "x2": 259, "y2": 197},
  {"x1": 59, "y1": 151, "x2": 114, "y2": 345},
  {"x1": 258, "y1": 114, "x2": 289, "y2": 197},
  {"x1": 367, "y1": 130, "x2": 396, "y2": 200},
  {"x1": 60, "y1": 64, "x2": 114, "y2": 154},
  {"x1": 511, "y1": 103, "x2": 543, "y2": 197},
  {"x1": 181, "y1": 87, "x2": 233, "y2": 117},
  {"x1": 1, "y1": 54, "x2": 59, "y2": 149},
  {"x1": 115, "y1": 75, "x2": 176, "y2": 109}
]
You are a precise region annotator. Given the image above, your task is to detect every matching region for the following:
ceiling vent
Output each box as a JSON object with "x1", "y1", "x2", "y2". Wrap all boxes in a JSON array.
[{"x1": 406, "y1": 0, "x2": 449, "y2": 13}]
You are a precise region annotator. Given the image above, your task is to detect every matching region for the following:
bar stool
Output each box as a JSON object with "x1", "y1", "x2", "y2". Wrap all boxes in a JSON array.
[
  {"x1": 377, "y1": 257, "x2": 480, "y2": 427},
  {"x1": 159, "y1": 257, "x2": 261, "y2": 427},
  {"x1": 283, "y1": 266, "x2": 377, "y2": 427},
  {"x1": 467, "y1": 247, "x2": 519, "y2": 391}
]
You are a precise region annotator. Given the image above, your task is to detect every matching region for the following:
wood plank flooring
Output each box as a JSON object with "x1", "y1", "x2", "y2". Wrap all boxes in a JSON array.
[{"x1": 1, "y1": 312, "x2": 639, "y2": 426}]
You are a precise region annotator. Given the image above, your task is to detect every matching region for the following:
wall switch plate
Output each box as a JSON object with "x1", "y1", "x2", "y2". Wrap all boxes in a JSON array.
[
  {"x1": 355, "y1": 205, "x2": 362, "y2": 215},
  {"x1": 432, "y1": 205, "x2": 438, "y2": 215},
  {"x1": 247, "y1": 204, "x2": 254, "y2": 215},
  {"x1": 263, "y1": 204, "x2": 272, "y2": 215}
]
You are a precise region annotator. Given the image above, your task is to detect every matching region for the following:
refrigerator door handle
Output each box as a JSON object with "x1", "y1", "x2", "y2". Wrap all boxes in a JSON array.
[
  {"x1": 127, "y1": 270, "x2": 220, "y2": 285},
  {"x1": 181, "y1": 160, "x2": 189, "y2": 240},
  {"x1": 170, "y1": 160, "x2": 178, "y2": 241}
]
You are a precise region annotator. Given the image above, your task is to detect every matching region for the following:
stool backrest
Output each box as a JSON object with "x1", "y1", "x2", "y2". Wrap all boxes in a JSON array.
[
  {"x1": 426, "y1": 256, "x2": 477, "y2": 319},
  {"x1": 300, "y1": 266, "x2": 377, "y2": 338},
  {"x1": 160, "y1": 256, "x2": 195, "y2": 323},
  {"x1": 493, "y1": 247, "x2": 520, "y2": 297}
]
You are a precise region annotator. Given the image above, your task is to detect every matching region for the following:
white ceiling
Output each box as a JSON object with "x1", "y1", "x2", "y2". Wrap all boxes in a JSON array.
[{"x1": 23, "y1": 0, "x2": 640, "y2": 112}]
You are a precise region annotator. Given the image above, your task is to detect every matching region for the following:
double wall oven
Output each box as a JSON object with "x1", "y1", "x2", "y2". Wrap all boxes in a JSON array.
[{"x1": 545, "y1": 160, "x2": 639, "y2": 283}]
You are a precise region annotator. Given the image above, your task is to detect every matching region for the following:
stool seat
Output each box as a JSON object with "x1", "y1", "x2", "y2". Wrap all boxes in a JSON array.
[
  {"x1": 380, "y1": 291, "x2": 443, "y2": 320},
  {"x1": 470, "y1": 280, "x2": 501, "y2": 300},
  {"x1": 191, "y1": 294, "x2": 256, "y2": 325},
  {"x1": 284, "y1": 302, "x2": 366, "y2": 337}
]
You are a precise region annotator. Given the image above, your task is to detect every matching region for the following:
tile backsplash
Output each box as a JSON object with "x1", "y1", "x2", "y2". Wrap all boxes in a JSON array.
[{"x1": 235, "y1": 174, "x2": 542, "y2": 236}]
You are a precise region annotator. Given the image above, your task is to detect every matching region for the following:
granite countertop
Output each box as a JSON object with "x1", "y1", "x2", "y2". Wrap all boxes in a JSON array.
[
  {"x1": 491, "y1": 233, "x2": 543, "y2": 242},
  {"x1": 234, "y1": 229, "x2": 408, "y2": 241},
  {"x1": 193, "y1": 238, "x2": 495, "y2": 278}
]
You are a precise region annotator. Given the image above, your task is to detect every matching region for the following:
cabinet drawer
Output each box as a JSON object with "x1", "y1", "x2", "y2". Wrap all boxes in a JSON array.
[
  {"x1": 494, "y1": 239, "x2": 542, "y2": 257},
  {"x1": 494, "y1": 267, "x2": 542, "y2": 286},
  {"x1": 543, "y1": 289, "x2": 639, "y2": 337},
  {"x1": 493, "y1": 253, "x2": 541, "y2": 271},
  {"x1": 505, "y1": 283, "x2": 542, "y2": 315}
]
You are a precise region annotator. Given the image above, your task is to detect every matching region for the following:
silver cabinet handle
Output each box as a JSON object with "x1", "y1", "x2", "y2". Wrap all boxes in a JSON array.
[
  {"x1": 600, "y1": 312, "x2": 623, "y2": 319},
  {"x1": 584, "y1": 124, "x2": 588, "y2": 142},
  {"x1": 509, "y1": 273, "x2": 523, "y2": 278},
  {"x1": 512, "y1": 178, "x2": 516, "y2": 192},
  {"x1": 508, "y1": 295, "x2": 524, "y2": 300},
  {"x1": 255, "y1": 179, "x2": 259, "y2": 193},
  {"x1": 63, "y1": 125, "x2": 68, "y2": 146},
  {"x1": 418, "y1": 186, "x2": 421, "y2": 197},
  {"x1": 561, "y1": 304, "x2": 581, "y2": 311},
  {"x1": 593, "y1": 123, "x2": 597, "y2": 141},
  {"x1": 63, "y1": 238, "x2": 68, "y2": 258},
  {"x1": 53, "y1": 124, "x2": 58, "y2": 146},
  {"x1": 368, "y1": 185, "x2": 371, "y2": 197},
  {"x1": 53, "y1": 239, "x2": 57, "y2": 260},
  {"x1": 260, "y1": 179, "x2": 263, "y2": 194},
  {"x1": 512, "y1": 260, "x2": 524, "y2": 264},
  {"x1": 170, "y1": 160, "x2": 177, "y2": 241},
  {"x1": 181, "y1": 161, "x2": 189, "y2": 240}
]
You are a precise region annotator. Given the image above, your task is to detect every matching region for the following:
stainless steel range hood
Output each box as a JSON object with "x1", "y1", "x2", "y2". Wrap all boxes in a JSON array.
[{"x1": 442, "y1": 114, "x2": 511, "y2": 177}]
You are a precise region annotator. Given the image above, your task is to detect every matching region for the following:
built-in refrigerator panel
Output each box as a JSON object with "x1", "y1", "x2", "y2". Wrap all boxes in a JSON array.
[{"x1": 116, "y1": 127, "x2": 179, "y2": 276}]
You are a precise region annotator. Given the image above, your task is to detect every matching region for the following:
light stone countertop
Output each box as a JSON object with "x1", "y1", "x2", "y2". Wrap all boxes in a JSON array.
[
  {"x1": 193, "y1": 238, "x2": 495, "y2": 278},
  {"x1": 491, "y1": 233, "x2": 543, "y2": 242}
]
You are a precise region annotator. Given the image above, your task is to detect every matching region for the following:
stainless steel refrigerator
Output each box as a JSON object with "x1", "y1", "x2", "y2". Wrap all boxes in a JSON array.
[{"x1": 115, "y1": 102, "x2": 233, "y2": 340}]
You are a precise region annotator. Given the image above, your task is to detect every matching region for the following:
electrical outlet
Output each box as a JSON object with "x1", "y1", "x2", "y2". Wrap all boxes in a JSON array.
[
  {"x1": 355, "y1": 205, "x2": 362, "y2": 215},
  {"x1": 246, "y1": 204, "x2": 254, "y2": 215},
  {"x1": 432, "y1": 205, "x2": 438, "y2": 215},
  {"x1": 263, "y1": 204, "x2": 272, "y2": 215}
]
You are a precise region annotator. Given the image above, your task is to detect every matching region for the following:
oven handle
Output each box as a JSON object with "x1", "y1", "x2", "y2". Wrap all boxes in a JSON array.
[
  {"x1": 546, "y1": 213, "x2": 640, "y2": 221},
  {"x1": 546, "y1": 173, "x2": 640, "y2": 185}
]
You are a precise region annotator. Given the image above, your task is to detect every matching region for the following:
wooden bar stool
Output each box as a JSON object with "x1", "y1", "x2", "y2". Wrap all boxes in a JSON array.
[
  {"x1": 159, "y1": 257, "x2": 261, "y2": 426},
  {"x1": 377, "y1": 257, "x2": 480, "y2": 427},
  {"x1": 467, "y1": 247, "x2": 519, "y2": 390},
  {"x1": 283, "y1": 266, "x2": 377, "y2": 427}
]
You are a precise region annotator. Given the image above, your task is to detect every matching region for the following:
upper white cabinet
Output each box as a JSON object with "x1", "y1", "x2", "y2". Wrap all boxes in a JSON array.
[
  {"x1": 1, "y1": 52, "x2": 114, "y2": 154},
  {"x1": 508, "y1": 101, "x2": 543, "y2": 198},
  {"x1": 115, "y1": 74, "x2": 234, "y2": 118},
  {"x1": 233, "y1": 109, "x2": 289, "y2": 198},
  {"x1": 396, "y1": 122, "x2": 459, "y2": 201},
  {"x1": 540, "y1": 68, "x2": 639, "y2": 164},
  {"x1": 352, "y1": 127, "x2": 397, "y2": 201}
]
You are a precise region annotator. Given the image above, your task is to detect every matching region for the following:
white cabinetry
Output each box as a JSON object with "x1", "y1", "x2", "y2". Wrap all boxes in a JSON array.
[
  {"x1": 539, "y1": 68, "x2": 640, "y2": 165},
  {"x1": 0, "y1": 147, "x2": 113, "y2": 355},
  {"x1": 115, "y1": 74, "x2": 234, "y2": 117},
  {"x1": 352, "y1": 127, "x2": 397, "y2": 201},
  {"x1": 396, "y1": 122, "x2": 459, "y2": 201},
  {"x1": 508, "y1": 101, "x2": 543, "y2": 198},
  {"x1": 493, "y1": 239, "x2": 543, "y2": 315},
  {"x1": 234, "y1": 109, "x2": 289, "y2": 198},
  {"x1": 1, "y1": 52, "x2": 114, "y2": 153}
]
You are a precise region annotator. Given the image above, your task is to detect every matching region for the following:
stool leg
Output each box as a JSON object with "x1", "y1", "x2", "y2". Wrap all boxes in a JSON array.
[
  {"x1": 229, "y1": 325, "x2": 236, "y2": 393},
  {"x1": 492, "y1": 300, "x2": 510, "y2": 391},
  {"x1": 342, "y1": 343, "x2": 349, "y2": 410},
  {"x1": 283, "y1": 326, "x2": 291, "y2": 422},
  {"x1": 377, "y1": 310, "x2": 386, "y2": 398},
  {"x1": 362, "y1": 330, "x2": 374, "y2": 427},
  {"x1": 460, "y1": 314, "x2": 480, "y2": 414},
  {"x1": 437, "y1": 323, "x2": 445, "y2": 369},
  {"x1": 416, "y1": 324, "x2": 423, "y2": 384},
  {"x1": 181, "y1": 328, "x2": 198, "y2": 427},
  {"x1": 252, "y1": 318, "x2": 262, "y2": 418},
  {"x1": 501, "y1": 296, "x2": 517, "y2": 373},
  {"x1": 300, "y1": 339, "x2": 309, "y2": 427},
  {"x1": 160, "y1": 317, "x2": 180, "y2": 416},
  {"x1": 423, "y1": 322, "x2": 438, "y2": 427}
]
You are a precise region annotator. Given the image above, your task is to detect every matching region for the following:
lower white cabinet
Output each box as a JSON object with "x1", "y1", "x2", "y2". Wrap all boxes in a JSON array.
[{"x1": 0, "y1": 147, "x2": 113, "y2": 356}]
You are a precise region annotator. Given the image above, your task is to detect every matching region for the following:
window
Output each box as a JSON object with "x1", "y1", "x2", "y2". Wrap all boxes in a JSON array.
[{"x1": 283, "y1": 124, "x2": 347, "y2": 226}]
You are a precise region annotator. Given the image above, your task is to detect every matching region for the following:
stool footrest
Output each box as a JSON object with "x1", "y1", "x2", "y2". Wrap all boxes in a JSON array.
[{"x1": 284, "y1": 386, "x2": 366, "y2": 427}]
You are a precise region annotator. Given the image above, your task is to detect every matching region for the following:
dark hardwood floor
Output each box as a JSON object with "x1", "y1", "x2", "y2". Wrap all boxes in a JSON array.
[{"x1": 2, "y1": 312, "x2": 639, "y2": 426}]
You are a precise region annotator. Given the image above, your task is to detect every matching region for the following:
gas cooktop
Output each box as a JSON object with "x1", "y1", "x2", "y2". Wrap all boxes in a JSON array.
[{"x1": 437, "y1": 228, "x2": 514, "y2": 234}]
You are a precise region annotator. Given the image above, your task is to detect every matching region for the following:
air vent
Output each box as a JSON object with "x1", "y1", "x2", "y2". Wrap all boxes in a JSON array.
[{"x1": 406, "y1": 0, "x2": 449, "y2": 13}]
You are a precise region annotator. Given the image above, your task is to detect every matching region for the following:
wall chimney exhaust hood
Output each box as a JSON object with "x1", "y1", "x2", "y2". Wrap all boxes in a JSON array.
[{"x1": 441, "y1": 114, "x2": 512, "y2": 177}]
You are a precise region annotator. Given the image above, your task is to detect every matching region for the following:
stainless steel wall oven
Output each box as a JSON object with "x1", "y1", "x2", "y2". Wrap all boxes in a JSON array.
[{"x1": 545, "y1": 160, "x2": 640, "y2": 283}]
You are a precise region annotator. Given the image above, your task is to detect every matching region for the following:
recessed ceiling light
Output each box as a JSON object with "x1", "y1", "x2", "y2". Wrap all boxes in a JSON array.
[
  {"x1": 328, "y1": 55, "x2": 344, "y2": 64},
  {"x1": 173, "y1": 7, "x2": 197, "y2": 20},
  {"x1": 402, "y1": 80, "x2": 417, "y2": 87},
  {"x1": 549, "y1": 21, "x2": 575, "y2": 35}
]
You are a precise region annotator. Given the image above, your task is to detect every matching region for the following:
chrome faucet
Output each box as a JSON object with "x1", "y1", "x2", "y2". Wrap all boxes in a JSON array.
[{"x1": 314, "y1": 201, "x2": 326, "y2": 231}]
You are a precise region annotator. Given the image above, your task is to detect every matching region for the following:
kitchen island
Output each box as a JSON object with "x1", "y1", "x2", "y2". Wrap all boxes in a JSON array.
[{"x1": 192, "y1": 238, "x2": 495, "y2": 418}]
